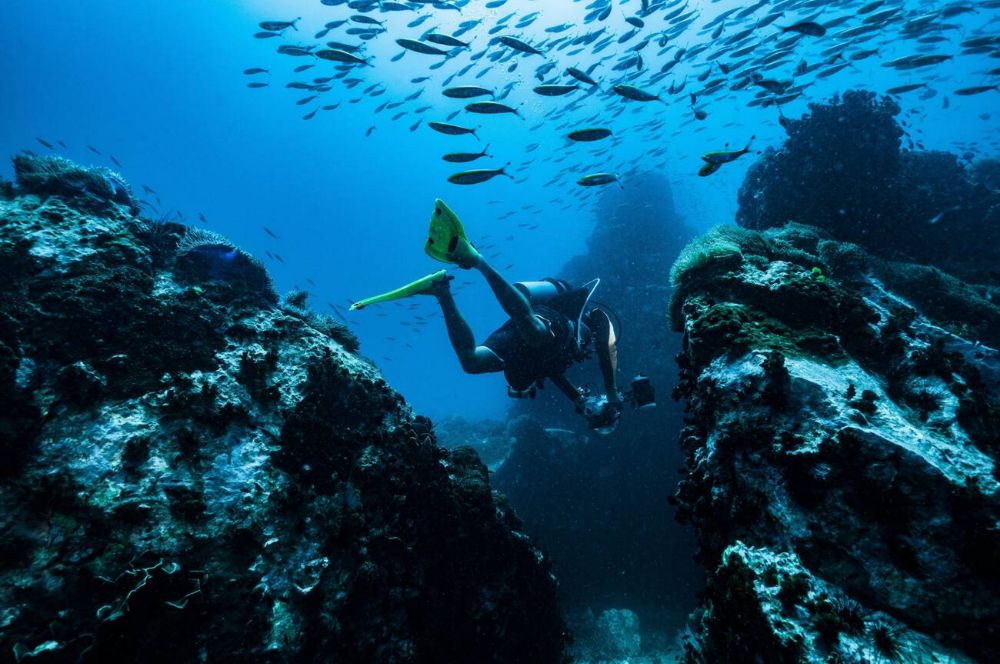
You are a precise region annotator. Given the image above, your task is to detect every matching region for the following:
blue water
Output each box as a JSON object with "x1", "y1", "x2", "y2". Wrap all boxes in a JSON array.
[{"x1": 3, "y1": 0, "x2": 997, "y2": 420}]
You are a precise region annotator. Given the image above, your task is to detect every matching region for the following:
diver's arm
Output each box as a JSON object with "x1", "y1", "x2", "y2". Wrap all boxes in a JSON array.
[
  {"x1": 590, "y1": 309, "x2": 621, "y2": 403},
  {"x1": 550, "y1": 373, "x2": 583, "y2": 406}
]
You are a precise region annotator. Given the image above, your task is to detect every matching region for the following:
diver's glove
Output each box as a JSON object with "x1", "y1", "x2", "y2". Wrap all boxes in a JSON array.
[{"x1": 577, "y1": 395, "x2": 623, "y2": 435}]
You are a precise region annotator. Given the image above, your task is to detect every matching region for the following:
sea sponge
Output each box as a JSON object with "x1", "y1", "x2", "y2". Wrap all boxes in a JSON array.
[
  {"x1": 12, "y1": 153, "x2": 140, "y2": 215},
  {"x1": 669, "y1": 225, "x2": 764, "y2": 287},
  {"x1": 173, "y1": 227, "x2": 277, "y2": 303}
]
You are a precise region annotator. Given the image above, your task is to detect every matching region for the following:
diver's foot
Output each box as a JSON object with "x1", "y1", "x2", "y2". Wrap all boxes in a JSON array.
[
  {"x1": 418, "y1": 273, "x2": 454, "y2": 298},
  {"x1": 446, "y1": 237, "x2": 482, "y2": 270}
]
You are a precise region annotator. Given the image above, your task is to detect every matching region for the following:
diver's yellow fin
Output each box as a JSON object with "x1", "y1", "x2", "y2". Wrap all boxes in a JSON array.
[
  {"x1": 350, "y1": 269, "x2": 448, "y2": 310},
  {"x1": 425, "y1": 198, "x2": 480, "y2": 267}
]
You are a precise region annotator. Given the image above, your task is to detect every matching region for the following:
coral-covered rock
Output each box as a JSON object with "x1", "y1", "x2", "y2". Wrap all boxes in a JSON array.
[
  {"x1": 670, "y1": 224, "x2": 1000, "y2": 662},
  {"x1": 0, "y1": 158, "x2": 566, "y2": 663},
  {"x1": 737, "y1": 91, "x2": 1000, "y2": 283}
]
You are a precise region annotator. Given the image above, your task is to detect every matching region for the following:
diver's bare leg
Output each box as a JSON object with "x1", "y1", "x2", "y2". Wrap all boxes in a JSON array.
[
  {"x1": 433, "y1": 285, "x2": 503, "y2": 374},
  {"x1": 473, "y1": 256, "x2": 549, "y2": 342}
]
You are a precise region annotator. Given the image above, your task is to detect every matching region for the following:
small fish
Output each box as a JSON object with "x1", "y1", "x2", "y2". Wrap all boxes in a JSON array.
[
  {"x1": 243, "y1": 68, "x2": 269, "y2": 75},
  {"x1": 566, "y1": 67, "x2": 598, "y2": 86},
  {"x1": 781, "y1": 21, "x2": 826, "y2": 37},
  {"x1": 699, "y1": 136, "x2": 755, "y2": 175},
  {"x1": 954, "y1": 85, "x2": 998, "y2": 96},
  {"x1": 928, "y1": 205, "x2": 962, "y2": 225},
  {"x1": 316, "y1": 49, "x2": 370, "y2": 66},
  {"x1": 259, "y1": 18, "x2": 300, "y2": 32},
  {"x1": 886, "y1": 83, "x2": 926, "y2": 95},
  {"x1": 567, "y1": 128, "x2": 612, "y2": 142},
  {"x1": 442, "y1": 144, "x2": 492, "y2": 163},
  {"x1": 110, "y1": 155, "x2": 122, "y2": 167},
  {"x1": 429, "y1": 122, "x2": 480, "y2": 140},
  {"x1": 533, "y1": 84, "x2": 579, "y2": 96},
  {"x1": 366, "y1": 125, "x2": 375, "y2": 137},
  {"x1": 448, "y1": 163, "x2": 512, "y2": 185},
  {"x1": 612, "y1": 84, "x2": 661, "y2": 102},
  {"x1": 577, "y1": 173, "x2": 622, "y2": 188},
  {"x1": 498, "y1": 36, "x2": 543, "y2": 55},
  {"x1": 466, "y1": 101, "x2": 520, "y2": 116},
  {"x1": 427, "y1": 33, "x2": 470, "y2": 49},
  {"x1": 276, "y1": 45, "x2": 314, "y2": 57},
  {"x1": 443, "y1": 85, "x2": 493, "y2": 99},
  {"x1": 35, "y1": 137, "x2": 54, "y2": 149},
  {"x1": 350, "y1": 15, "x2": 384, "y2": 27},
  {"x1": 263, "y1": 227, "x2": 279, "y2": 239},
  {"x1": 396, "y1": 39, "x2": 450, "y2": 55},
  {"x1": 254, "y1": 31, "x2": 281, "y2": 39}
]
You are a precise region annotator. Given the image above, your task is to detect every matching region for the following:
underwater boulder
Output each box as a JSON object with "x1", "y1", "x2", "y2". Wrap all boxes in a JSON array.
[
  {"x1": 670, "y1": 224, "x2": 1000, "y2": 662},
  {"x1": 735, "y1": 91, "x2": 1000, "y2": 283},
  {"x1": 13, "y1": 153, "x2": 140, "y2": 216},
  {"x1": 0, "y1": 156, "x2": 566, "y2": 663}
]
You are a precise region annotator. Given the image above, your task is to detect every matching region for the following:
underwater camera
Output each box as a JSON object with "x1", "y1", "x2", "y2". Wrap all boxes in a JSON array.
[{"x1": 625, "y1": 374, "x2": 656, "y2": 409}]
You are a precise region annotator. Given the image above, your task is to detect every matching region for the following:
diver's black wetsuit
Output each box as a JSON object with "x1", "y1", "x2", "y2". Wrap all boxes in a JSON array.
[
  {"x1": 428, "y1": 255, "x2": 620, "y2": 430},
  {"x1": 483, "y1": 303, "x2": 591, "y2": 392}
]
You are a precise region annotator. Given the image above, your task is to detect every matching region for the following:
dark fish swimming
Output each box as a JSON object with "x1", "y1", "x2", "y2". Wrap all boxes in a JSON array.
[
  {"x1": 577, "y1": 173, "x2": 622, "y2": 188},
  {"x1": 259, "y1": 18, "x2": 300, "y2": 32},
  {"x1": 448, "y1": 163, "x2": 512, "y2": 185},
  {"x1": 442, "y1": 145, "x2": 492, "y2": 163},
  {"x1": 612, "y1": 84, "x2": 662, "y2": 102},
  {"x1": 429, "y1": 122, "x2": 479, "y2": 139},
  {"x1": 466, "y1": 101, "x2": 520, "y2": 116},
  {"x1": 498, "y1": 36, "x2": 543, "y2": 55},
  {"x1": 317, "y1": 49, "x2": 370, "y2": 66},
  {"x1": 781, "y1": 21, "x2": 826, "y2": 37},
  {"x1": 443, "y1": 85, "x2": 494, "y2": 99},
  {"x1": 396, "y1": 39, "x2": 450, "y2": 55},
  {"x1": 533, "y1": 84, "x2": 579, "y2": 97},
  {"x1": 567, "y1": 128, "x2": 612, "y2": 142}
]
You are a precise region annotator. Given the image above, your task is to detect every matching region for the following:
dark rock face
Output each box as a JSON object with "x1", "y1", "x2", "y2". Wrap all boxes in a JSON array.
[
  {"x1": 0, "y1": 156, "x2": 566, "y2": 663},
  {"x1": 737, "y1": 90, "x2": 1000, "y2": 284},
  {"x1": 670, "y1": 223, "x2": 999, "y2": 663}
]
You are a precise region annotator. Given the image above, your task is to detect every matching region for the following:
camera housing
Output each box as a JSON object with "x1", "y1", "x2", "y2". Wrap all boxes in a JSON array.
[{"x1": 626, "y1": 374, "x2": 656, "y2": 409}]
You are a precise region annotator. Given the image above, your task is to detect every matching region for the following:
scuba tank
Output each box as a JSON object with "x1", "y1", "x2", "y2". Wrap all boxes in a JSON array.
[{"x1": 514, "y1": 277, "x2": 601, "y2": 349}]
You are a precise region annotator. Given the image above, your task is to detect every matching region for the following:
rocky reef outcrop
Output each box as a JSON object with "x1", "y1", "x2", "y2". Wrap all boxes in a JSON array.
[
  {"x1": 0, "y1": 155, "x2": 566, "y2": 663},
  {"x1": 737, "y1": 90, "x2": 1000, "y2": 284},
  {"x1": 670, "y1": 222, "x2": 1000, "y2": 662}
]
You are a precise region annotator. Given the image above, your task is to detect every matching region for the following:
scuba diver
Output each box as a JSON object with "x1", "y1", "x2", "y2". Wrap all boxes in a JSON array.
[{"x1": 352, "y1": 200, "x2": 649, "y2": 434}]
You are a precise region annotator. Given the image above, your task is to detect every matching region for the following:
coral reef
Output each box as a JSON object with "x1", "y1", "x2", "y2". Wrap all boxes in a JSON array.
[
  {"x1": 670, "y1": 222, "x2": 999, "y2": 662},
  {"x1": 737, "y1": 90, "x2": 1000, "y2": 283},
  {"x1": 0, "y1": 156, "x2": 566, "y2": 662}
]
